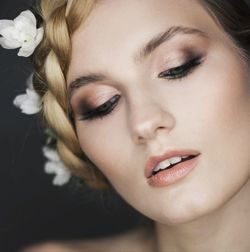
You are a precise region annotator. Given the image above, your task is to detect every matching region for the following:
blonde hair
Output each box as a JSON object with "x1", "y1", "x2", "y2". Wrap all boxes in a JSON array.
[
  {"x1": 33, "y1": 0, "x2": 109, "y2": 189},
  {"x1": 33, "y1": 0, "x2": 250, "y2": 189}
]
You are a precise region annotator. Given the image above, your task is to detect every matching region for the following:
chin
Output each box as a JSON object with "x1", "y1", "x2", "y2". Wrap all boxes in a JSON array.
[{"x1": 150, "y1": 190, "x2": 229, "y2": 226}]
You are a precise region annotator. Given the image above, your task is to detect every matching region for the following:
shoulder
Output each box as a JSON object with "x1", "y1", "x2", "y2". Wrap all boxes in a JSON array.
[
  {"x1": 21, "y1": 226, "x2": 156, "y2": 252},
  {"x1": 83, "y1": 226, "x2": 156, "y2": 252}
]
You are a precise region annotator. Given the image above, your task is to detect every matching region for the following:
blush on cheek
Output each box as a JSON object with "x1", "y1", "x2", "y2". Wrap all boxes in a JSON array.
[{"x1": 77, "y1": 120, "x2": 125, "y2": 176}]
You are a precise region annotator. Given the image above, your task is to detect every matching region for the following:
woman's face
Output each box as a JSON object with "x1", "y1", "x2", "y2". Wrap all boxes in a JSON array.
[{"x1": 67, "y1": 0, "x2": 250, "y2": 224}]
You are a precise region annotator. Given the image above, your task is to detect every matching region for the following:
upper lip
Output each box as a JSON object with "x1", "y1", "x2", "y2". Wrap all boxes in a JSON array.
[{"x1": 145, "y1": 149, "x2": 200, "y2": 178}]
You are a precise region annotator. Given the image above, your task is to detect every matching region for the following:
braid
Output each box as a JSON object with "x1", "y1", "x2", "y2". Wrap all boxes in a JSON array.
[{"x1": 33, "y1": 0, "x2": 109, "y2": 189}]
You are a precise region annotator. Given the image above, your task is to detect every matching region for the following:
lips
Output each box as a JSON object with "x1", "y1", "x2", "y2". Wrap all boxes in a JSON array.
[{"x1": 145, "y1": 149, "x2": 200, "y2": 178}]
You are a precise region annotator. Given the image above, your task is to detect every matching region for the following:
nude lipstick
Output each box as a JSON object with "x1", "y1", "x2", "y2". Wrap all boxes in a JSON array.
[{"x1": 145, "y1": 149, "x2": 201, "y2": 187}]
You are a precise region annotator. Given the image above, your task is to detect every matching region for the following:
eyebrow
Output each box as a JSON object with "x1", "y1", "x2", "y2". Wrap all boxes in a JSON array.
[{"x1": 68, "y1": 26, "x2": 207, "y2": 98}]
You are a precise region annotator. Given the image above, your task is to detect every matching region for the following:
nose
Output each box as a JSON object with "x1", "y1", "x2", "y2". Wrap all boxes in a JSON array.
[{"x1": 129, "y1": 93, "x2": 176, "y2": 144}]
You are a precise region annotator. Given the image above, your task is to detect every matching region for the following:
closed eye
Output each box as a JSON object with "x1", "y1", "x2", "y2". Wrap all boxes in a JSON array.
[
  {"x1": 78, "y1": 94, "x2": 121, "y2": 121},
  {"x1": 74, "y1": 56, "x2": 203, "y2": 121},
  {"x1": 158, "y1": 55, "x2": 204, "y2": 80}
]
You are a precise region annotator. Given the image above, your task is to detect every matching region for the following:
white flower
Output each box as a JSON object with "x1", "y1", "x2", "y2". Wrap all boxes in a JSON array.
[
  {"x1": 13, "y1": 73, "x2": 41, "y2": 114},
  {"x1": 0, "y1": 10, "x2": 43, "y2": 57},
  {"x1": 25, "y1": 73, "x2": 34, "y2": 89},
  {"x1": 13, "y1": 88, "x2": 41, "y2": 115},
  {"x1": 42, "y1": 147, "x2": 71, "y2": 186}
]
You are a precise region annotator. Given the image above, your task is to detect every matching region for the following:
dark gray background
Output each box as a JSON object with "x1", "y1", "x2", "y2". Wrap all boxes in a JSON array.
[
  {"x1": 1, "y1": 1, "x2": 250, "y2": 252},
  {"x1": 0, "y1": 1, "x2": 142, "y2": 252}
]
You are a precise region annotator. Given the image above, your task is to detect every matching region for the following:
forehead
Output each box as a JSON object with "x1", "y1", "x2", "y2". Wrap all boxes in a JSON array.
[{"x1": 67, "y1": 0, "x2": 219, "y2": 82}]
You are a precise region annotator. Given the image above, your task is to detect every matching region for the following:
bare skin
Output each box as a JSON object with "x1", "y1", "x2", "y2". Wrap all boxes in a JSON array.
[
  {"x1": 21, "y1": 226, "x2": 156, "y2": 252},
  {"x1": 67, "y1": 0, "x2": 250, "y2": 251},
  {"x1": 23, "y1": 0, "x2": 250, "y2": 251}
]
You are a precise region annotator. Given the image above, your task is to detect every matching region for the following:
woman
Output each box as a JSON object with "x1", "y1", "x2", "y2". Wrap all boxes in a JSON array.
[{"x1": 12, "y1": 0, "x2": 250, "y2": 251}]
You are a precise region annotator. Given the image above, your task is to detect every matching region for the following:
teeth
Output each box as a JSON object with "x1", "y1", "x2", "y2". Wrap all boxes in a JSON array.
[
  {"x1": 154, "y1": 159, "x2": 171, "y2": 172},
  {"x1": 153, "y1": 156, "x2": 184, "y2": 173},
  {"x1": 169, "y1": 156, "x2": 182, "y2": 164}
]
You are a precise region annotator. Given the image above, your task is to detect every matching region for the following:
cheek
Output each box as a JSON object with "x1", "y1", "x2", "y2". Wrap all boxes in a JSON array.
[
  {"x1": 202, "y1": 57, "x2": 250, "y2": 144},
  {"x1": 186, "y1": 45, "x2": 250, "y2": 143},
  {"x1": 76, "y1": 114, "x2": 132, "y2": 180},
  {"x1": 189, "y1": 53, "x2": 250, "y2": 202},
  {"x1": 156, "y1": 52, "x2": 250, "y2": 217}
]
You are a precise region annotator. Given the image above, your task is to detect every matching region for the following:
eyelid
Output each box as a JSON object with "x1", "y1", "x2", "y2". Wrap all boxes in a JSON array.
[
  {"x1": 158, "y1": 54, "x2": 204, "y2": 79},
  {"x1": 70, "y1": 85, "x2": 118, "y2": 109},
  {"x1": 79, "y1": 94, "x2": 121, "y2": 121},
  {"x1": 168, "y1": 53, "x2": 202, "y2": 68},
  {"x1": 89, "y1": 91, "x2": 118, "y2": 107},
  {"x1": 158, "y1": 53, "x2": 188, "y2": 70}
]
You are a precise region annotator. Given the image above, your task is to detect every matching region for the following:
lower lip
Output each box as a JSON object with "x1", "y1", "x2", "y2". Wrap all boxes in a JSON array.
[{"x1": 147, "y1": 155, "x2": 201, "y2": 187}]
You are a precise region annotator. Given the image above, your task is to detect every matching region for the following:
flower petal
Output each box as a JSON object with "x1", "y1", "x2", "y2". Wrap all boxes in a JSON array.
[
  {"x1": 1, "y1": 26, "x2": 22, "y2": 42},
  {"x1": 52, "y1": 170, "x2": 71, "y2": 186},
  {"x1": 43, "y1": 149, "x2": 71, "y2": 186},
  {"x1": 35, "y1": 27, "x2": 44, "y2": 44},
  {"x1": 44, "y1": 161, "x2": 58, "y2": 174},
  {"x1": 25, "y1": 73, "x2": 34, "y2": 89},
  {"x1": 15, "y1": 20, "x2": 36, "y2": 38},
  {"x1": 14, "y1": 10, "x2": 36, "y2": 28},
  {"x1": 42, "y1": 147, "x2": 60, "y2": 162},
  {"x1": 21, "y1": 10, "x2": 36, "y2": 26},
  {"x1": 13, "y1": 94, "x2": 27, "y2": 108},
  {"x1": 26, "y1": 88, "x2": 39, "y2": 100},
  {"x1": 20, "y1": 100, "x2": 41, "y2": 114},
  {"x1": 18, "y1": 44, "x2": 36, "y2": 57},
  {"x1": 0, "y1": 37, "x2": 21, "y2": 49},
  {"x1": 0, "y1": 20, "x2": 14, "y2": 35},
  {"x1": 13, "y1": 88, "x2": 41, "y2": 114},
  {"x1": 14, "y1": 11, "x2": 37, "y2": 38}
]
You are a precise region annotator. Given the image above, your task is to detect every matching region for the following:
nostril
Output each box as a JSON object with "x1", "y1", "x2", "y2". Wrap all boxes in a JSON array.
[{"x1": 130, "y1": 100, "x2": 176, "y2": 143}]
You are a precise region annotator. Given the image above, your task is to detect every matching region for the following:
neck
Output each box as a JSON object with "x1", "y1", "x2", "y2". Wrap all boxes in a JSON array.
[{"x1": 155, "y1": 179, "x2": 250, "y2": 252}]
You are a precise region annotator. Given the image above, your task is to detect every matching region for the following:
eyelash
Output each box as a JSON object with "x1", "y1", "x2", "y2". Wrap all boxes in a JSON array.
[
  {"x1": 80, "y1": 94, "x2": 121, "y2": 121},
  {"x1": 158, "y1": 55, "x2": 203, "y2": 80},
  {"x1": 80, "y1": 56, "x2": 203, "y2": 121}
]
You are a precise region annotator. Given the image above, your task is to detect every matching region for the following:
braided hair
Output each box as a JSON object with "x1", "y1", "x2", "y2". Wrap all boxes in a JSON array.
[
  {"x1": 33, "y1": 0, "x2": 109, "y2": 189},
  {"x1": 32, "y1": 0, "x2": 250, "y2": 189}
]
